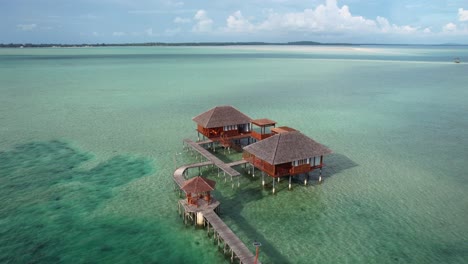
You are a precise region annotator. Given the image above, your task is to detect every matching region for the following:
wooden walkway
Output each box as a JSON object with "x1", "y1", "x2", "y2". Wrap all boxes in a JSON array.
[
  {"x1": 178, "y1": 200, "x2": 259, "y2": 264},
  {"x1": 174, "y1": 139, "x2": 261, "y2": 263},
  {"x1": 204, "y1": 211, "x2": 259, "y2": 264},
  {"x1": 173, "y1": 161, "x2": 214, "y2": 189},
  {"x1": 184, "y1": 139, "x2": 242, "y2": 177},
  {"x1": 227, "y1": 160, "x2": 249, "y2": 167}
]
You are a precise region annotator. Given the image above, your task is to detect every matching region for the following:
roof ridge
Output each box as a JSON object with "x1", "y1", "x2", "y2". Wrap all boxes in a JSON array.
[
  {"x1": 271, "y1": 133, "x2": 281, "y2": 164},
  {"x1": 205, "y1": 106, "x2": 217, "y2": 125}
]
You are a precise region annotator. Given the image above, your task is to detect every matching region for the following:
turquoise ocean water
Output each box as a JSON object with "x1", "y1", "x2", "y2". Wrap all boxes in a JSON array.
[{"x1": 0, "y1": 45, "x2": 467, "y2": 263}]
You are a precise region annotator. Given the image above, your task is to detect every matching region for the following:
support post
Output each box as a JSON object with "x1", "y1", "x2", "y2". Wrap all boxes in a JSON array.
[
  {"x1": 262, "y1": 172, "x2": 265, "y2": 186},
  {"x1": 273, "y1": 177, "x2": 276, "y2": 194},
  {"x1": 319, "y1": 168, "x2": 323, "y2": 183},
  {"x1": 289, "y1": 175, "x2": 292, "y2": 190}
]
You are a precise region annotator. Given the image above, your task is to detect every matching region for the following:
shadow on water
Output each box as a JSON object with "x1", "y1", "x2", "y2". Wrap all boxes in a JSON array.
[
  {"x1": 208, "y1": 187, "x2": 291, "y2": 264},
  {"x1": 189, "y1": 150, "x2": 358, "y2": 263},
  {"x1": 0, "y1": 140, "x2": 167, "y2": 263}
]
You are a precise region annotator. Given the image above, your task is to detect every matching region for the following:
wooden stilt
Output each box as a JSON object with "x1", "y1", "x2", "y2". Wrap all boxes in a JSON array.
[
  {"x1": 289, "y1": 175, "x2": 292, "y2": 190},
  {"x1": 262, "y1": 172, "x2": 265, "y2": 186},
  {"x1": 273, "y1": 177, "x2": 276, "y2": 194},
  {"x1": 319, "y1": 168, "x2": 323, "y2": 183}
]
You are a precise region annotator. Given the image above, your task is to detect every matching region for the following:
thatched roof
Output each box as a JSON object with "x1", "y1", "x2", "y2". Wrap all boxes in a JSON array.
[
  {"x1": 193, "y1": 106, "x2": 252, "y2": 128},
  {"x1": 243, "y1": 131, "x2": 332, "y2": 165},
  {"x1": 181, "y1": 176, "x2": 216, "y2": 193}
]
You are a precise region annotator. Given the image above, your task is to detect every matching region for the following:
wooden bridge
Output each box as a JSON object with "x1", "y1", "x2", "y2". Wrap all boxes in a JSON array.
[
  {"x1": 173, "y1": 161, "x2": 214, "y2": 190},
  {"x1": 178, "y1": 199, "x2": 260, "y2": 264},
  {"x1": 174, "y1": 139, "x2": 260, "y2": 263},
  {"x1": 204, "y1": 211, "x2": 259, "y2": 264},
  {"x1": 183, "y1": 139, "x2": 248, "y2": 177}
]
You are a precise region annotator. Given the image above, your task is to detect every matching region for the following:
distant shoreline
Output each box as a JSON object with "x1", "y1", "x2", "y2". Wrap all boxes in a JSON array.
[
  {"x1": 1, "y1": 41, "x2": 466, "y2": 48},
  {"x1": 0, "y1": 41, "x2": 350, "y2": 48}
]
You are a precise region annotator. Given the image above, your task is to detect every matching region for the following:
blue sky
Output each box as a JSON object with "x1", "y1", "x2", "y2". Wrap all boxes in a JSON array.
[{"x1": 2, "y1": 0, "x2": 468, "y2": 44}]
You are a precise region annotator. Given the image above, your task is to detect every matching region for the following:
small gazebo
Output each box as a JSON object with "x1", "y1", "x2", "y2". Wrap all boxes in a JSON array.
[{"x1": 181, "y1": 176, "x2": 216, "y2": 207}]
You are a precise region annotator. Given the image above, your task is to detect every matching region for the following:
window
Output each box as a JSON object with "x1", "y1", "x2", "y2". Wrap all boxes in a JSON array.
[
  {"x1": 292, "y1": 158, "x2": 309, "y2": 167},
  {"x1": 314, "y1": 156, "x2": 321, "y2": 166},
  {"x1": 223, "y1": 125, "x2": 238, "y2": 131}
]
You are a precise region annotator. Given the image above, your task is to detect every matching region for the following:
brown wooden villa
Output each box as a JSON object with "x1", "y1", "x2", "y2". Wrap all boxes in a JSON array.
[
  {"x1": 243, "y1": 131, "x2": 332, "y2": 193},
  {"x1": 181, "y1": 176, "x2": 216, "y2": 207},
  {"x1": 193, "y1": 106, "x2": 252, "y2": 149}
]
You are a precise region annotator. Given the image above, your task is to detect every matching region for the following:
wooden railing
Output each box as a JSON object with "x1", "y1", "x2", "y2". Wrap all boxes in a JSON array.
[
  {"x1": 251, "y1": 131, "x2": 273, "y2": 141},
  {"x1": 289, "y1": 164, "x2": 312, "y2": 175}
]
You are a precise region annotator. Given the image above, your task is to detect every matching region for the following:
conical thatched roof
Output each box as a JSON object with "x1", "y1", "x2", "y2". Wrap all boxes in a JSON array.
[
  {"x1": 192, "y1": 106, "x2": 252, "y2": 128},
  {"x1": 181, "y1": 176, "x2": 216, "y2": 193},
  {"x1": 243, "y1": 131, "x2": 332, "y2": 165}
]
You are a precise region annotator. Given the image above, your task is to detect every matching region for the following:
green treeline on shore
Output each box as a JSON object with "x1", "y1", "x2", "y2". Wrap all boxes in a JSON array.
[{"x1": 0, "y1": 41, "x2": 356, "y2": 48}]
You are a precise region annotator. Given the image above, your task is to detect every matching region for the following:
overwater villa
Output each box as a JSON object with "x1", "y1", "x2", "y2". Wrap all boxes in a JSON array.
[
  {"x1": 174, "y1": 106, "x2": 332, "y2": 263},
  {"x1": 193, "y1": 105, "x2": 252, "y2": 140},
  {"x1": 190, "y1": 105, "x2": 333, "y2": 192},
  {"x1": 243, "y1": 131, "x2": 332, "y2": 193}
]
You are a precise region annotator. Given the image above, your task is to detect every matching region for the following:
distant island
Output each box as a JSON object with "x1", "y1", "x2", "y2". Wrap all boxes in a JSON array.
[
  {"x1": 1, "y1": 41, "x2": 466, "y2": 48},
  {"x1": 1, "y1": 41, "x2": 354, "y2": 48}
]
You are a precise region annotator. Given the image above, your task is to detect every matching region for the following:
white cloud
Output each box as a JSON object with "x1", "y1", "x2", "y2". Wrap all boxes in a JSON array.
[
  {"x1": 423, "y1": 27, "x2": 431, "y2": 33},
  {"x1": 256, "y1": 0, "x2": 377, "y2": 33},
  {"x1": 226, "y1": 11, "x2": 255, "y2": 32},
  {"x1": 443, "y1": 22, "x2": 457, "y2": 32},
  {"x1": 92, "y1": 32, "x2": 99, "y2": 36},
  {"x1": 192, "y1": 10, "x2": 213, "y2": 32},
  {"x1": 113, "y1": 31, "x2": 126, "y2": 36},
  {"x1": 17, "y1": 24, "x2": 37, "y2": 31},
  {"x1": 174, "y1": 17, "x2": 190, "y2": 24},
  {"x1": 223, "y1": 0, "x2": 421, "y2": 36},
  {"x1": 459, "y1": 8, "x2": 468, "y2": 22},
  {"x1": 376, "y1": 17, "x2": 418, "y2": 34}
]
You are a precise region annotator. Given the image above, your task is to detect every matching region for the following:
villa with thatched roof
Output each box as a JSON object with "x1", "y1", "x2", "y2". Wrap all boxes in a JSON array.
[
  {"x1": 243, "y1": 131, "x2": 332, "y2": 178},
  {"x1": 193, "y1": 106, "x2": 252, "y2": 140}
]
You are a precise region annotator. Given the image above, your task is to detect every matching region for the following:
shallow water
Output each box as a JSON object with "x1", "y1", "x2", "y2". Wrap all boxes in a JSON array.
[{"x1": 0, "y1": 46, "x2": 467, "y2": 263}]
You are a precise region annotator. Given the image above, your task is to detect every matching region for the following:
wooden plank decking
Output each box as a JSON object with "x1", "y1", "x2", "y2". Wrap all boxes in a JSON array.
[
  {"x1": 184, "y1": 139, "x2": 242, "y2": 177},
  {"x1": 175, "y1": 139, "x2": 261, "y2": 264},
  {"x1": 227, "y1": 160, "x2": 249, "y2": 167},
  {"x1": 204, "y1": 211, "x2": 259, "y2": 264},
  {"x1": 173, "y1": 161, "x2": 214, "y2": 189}
]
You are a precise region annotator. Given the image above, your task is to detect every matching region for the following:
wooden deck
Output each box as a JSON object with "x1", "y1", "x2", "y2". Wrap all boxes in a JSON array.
[
  {"x1": 173, "y1": 161, "x2": 214, "y2": 189},
  {"x1": 184, "y1": 139, "x2": 242, "y2": 177},
  {"x1": 227, "y1": 159, "x2": 249, "y2": 167},
  {"x1": 178, "y1": 199, "x2": 259, "y2": 264},
  {"x1": 204, "y1": 211, "x2": 259, "y2": 264},
  {"x1": 174, "y1": 140, "x2": 261, "y2": 264}
]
